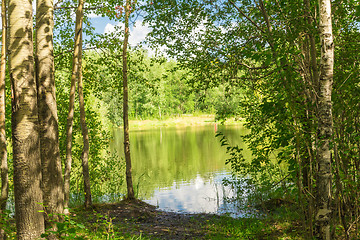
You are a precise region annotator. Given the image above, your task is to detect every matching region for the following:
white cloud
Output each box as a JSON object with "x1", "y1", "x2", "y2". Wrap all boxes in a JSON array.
[
  {"x1": 144, "y1": 172, "x2": 237, "y2": 214},
  {"x1": 104, "y1": 23, "x2": 117, "y2": 34},
  {"x1": 130, "y1": 21, "x2": 150, "y2": 46},
  {"x1": 103, "y1": 20, "x2": 169, "y2": 58},
  {"x1": 103, "y1": 20, "x2": 150, "y2": 47}
]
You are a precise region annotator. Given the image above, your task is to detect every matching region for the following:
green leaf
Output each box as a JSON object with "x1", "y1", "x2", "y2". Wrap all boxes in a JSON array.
[
  {"x1": 76, "y1": 223, "x2": 86, "y2": 229},
  {"x1": 68, "y1": 228, "x2": 77, "y2": 234},
  {"x1": 56, "y1": 222, "x2": 66, "y2": 232}
]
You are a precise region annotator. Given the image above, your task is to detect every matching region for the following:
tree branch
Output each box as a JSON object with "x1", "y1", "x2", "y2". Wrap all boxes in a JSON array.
[
  {"x1": 55, "y1": 5, "x2": 104, "y2": 10},
  {"x1": 238, "y1": 61, "x2": 270, "y2": 70},
  {"x1": 228, "y1": 0, "x2": 265, "y2": 34},
  {"x1": 54, "y1": 0, "x2": 66, "y2": 9},
  {"x1": 55, "y1": 46, "x2": 100, "y2": 58}
]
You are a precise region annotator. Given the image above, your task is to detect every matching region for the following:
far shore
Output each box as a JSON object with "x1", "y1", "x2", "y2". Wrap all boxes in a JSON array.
[{"x1": 123, "y1": 114, "x2": 243, "y2": 130}]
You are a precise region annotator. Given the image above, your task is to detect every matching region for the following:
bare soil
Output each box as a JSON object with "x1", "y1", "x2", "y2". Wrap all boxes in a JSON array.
[
  {"x1": 76, "y1": 199, "x2": 304, "y2": 240},
  {"x1": 82, "y1": 199, "x2": 231, "y2": 239}
]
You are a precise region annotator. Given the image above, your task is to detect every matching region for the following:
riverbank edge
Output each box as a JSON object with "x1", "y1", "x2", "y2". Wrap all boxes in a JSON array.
[
  {"x1": 125, "y1": 114, "x2": 244, "y2": 130},
  {"x1": 1, "y1": 199, "x2": 305, "y2": 239},
  {"x1": 47, "y1": 200, "x2": 304, "y2": 239}
]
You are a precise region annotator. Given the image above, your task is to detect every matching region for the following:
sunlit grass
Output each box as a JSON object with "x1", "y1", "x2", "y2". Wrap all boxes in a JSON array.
[
  {"x1": 201, "y1": 214, "x2": 305, "y2": 240},
  {"x1": 127, "y1": 114, "x2": 243, "y2": 130}
]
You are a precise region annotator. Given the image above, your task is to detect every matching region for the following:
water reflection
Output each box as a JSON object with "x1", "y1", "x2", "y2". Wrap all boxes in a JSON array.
[
  {"x1": 145, "y1": 171, "x2": 238, "y2": 215},
  {"x1": 112, "y1": 124, "x2": 249, "y2": 216}
]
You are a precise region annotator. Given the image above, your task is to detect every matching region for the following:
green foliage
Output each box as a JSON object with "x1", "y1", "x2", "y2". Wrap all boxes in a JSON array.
[
  {"x1": 40, "y1": 210, "x2": 129, "y2": 240},
  {"x1": 205, "y1": 85, "x2": 243, "y2": 122},
  {"x1": 216, "y1": 131, "x2": 292, "y2": 210},
  {"x1": 41, "y1": 213, "x2": 86, "y2": 240},
  {"x1": 83, "y1": 48, "x2": 238, "y2": 124},
  {"x1": 140, "y1": 3, "x2": 354, "y2": 238},
  {"x1": 92, "y1": 211, "x2": 116, "y2": 239},
  {"x1": 91, "y1": 152, "x2": 125, "y2": 203},
  {"x1": 199, "y1": 214, "x2": 304, "y2": 239},
  {"x1": 0, "y1": 210, "x2": 16, "y2": 239},
  {"x1": 206, "y1": 217, "x2": 275, "y2": 239},
  {"x1": 142, "y1": 0, "x2": 360, "y2": 237},
  {"x1": 55, "y1": 50, "x2": 118, "y2": 205}
]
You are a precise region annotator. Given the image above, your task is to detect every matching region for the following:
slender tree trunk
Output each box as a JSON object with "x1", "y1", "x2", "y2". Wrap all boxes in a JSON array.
[
  {"x1": 333, "y1": 135, "x2": 349, "y2": 239},
  {"x1": 8, "y1": 0, "x2": 45, "y2": 238},
  {"x1": 35, "y1": 0, "x2": 64, "y2": 225},
  {"x1": 304, "y1": 7, "x2": 319, "y2": 228},
  {"x1": 315, "y1": 0, "x2": 334, "y2": 239},
  {"x1": 64, "y1": 0, "x2": 84, "y2": 212},
  {"x1": 302, "y1": 2, "x2": 318, "y2": 235},
  {"x1": 0, "y1": 0, "x2": 8, "y2": 239},
  {"x1": 123, "y1": 0, "x2": 135, "y2": 200},
  {"x1": 77, "y1": 24, "x2": 92, "y2": 208}
]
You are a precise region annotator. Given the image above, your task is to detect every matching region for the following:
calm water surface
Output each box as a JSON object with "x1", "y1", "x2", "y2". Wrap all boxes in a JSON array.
[{"x1": 112, "y1": 124, "x2": 249, "y2": 216}]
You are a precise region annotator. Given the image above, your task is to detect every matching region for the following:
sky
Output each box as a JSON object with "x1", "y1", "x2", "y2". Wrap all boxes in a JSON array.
[
  {"x1": 0, "y1": 4, "x2": 152, "y2": 52},
  {"x1": 93, "y1": 17, "x2": 151, "y2": 47},
  {"x1": 89, "y1": 15, "x2": 158, "y2": 56}
]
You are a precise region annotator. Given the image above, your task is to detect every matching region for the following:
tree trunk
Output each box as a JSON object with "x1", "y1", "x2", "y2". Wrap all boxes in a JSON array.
[
  {"x1": 8, "y1": 0, "x2": 45, "y2": 238},
  {"x1": 64, "y1": 0, "x2": 84, "y2": 212},
  {"x1": 0, "y1": 0, "x2": 8, "y2": 238},
  {"x1": 35, "y1": 0, "x2": 65, "y2": 225},
  {"x1": 123, "y1": 0, "x2": 135, "y2": 200},
  {"x1": 77, "y1": 21, "x2": 92, "y2": 208},
  {"x1": 315, "y1": 0, "x2": 334, "y2": 239},
  {"x1": 302, "y1": 1, "x2": 318, "y2": 236}
]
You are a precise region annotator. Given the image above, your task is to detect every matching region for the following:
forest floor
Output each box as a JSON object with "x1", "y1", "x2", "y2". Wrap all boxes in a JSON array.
[{"x1": 72, "y1": 199, "x2": 305, "y2": 240}]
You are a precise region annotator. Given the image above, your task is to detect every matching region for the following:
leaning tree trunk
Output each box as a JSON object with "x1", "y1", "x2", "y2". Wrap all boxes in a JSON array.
[
  {"x1": 123, "y1": 0, "x2": 135, "y2": 200},
  {"x1": 0, "y1": 0, "x2": 8, "y2": 238},
  {"x1": 64, "y1": 0, "x2": 84, "y2": 211},
  {"x1": 315, "y1": 0, "x2": 334, "y2": 239},
  {"x1": 77, "y1": 24, "x2": 92, "y2": 208},
  {"x1": 35, "y1": 0, "x2": 65, "y2": 226},
  {"x1": 8, "y1": 0, "x2": 45, "y2": 238}
]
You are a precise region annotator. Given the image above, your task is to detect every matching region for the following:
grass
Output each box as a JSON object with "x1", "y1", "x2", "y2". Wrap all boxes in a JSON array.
[
  {"x1": 197, "y1": 214, "x2": 304, "y2": 240},
  {"x1": 1, "y1": 200, "x2": 305, "y2": 239},
  {"x1": 127, "y1": 114, "x2": 243, "y2": 130},
  {"x1": 0, "y1": 200, "x2": 305, "y2": 240}
]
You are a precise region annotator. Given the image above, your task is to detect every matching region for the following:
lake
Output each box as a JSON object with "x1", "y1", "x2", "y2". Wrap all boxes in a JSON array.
[{"x1": 111, "y1": 123, "x2": 250, "y2": 216}]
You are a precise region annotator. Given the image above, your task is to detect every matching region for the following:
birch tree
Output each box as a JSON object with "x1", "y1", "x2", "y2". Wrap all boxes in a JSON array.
[
  {"x1": 315, "y1": 0, "x2": 334, "y2": 239},
  {"x1": 8, "y1": 0, "x2": 45, "y2": 238},
  {"x1": 0, "y1": 0, "x2": 8, "y2": 237},
  {"x1": 35, "y1": 0, "x2": 65, "y2": 225}
]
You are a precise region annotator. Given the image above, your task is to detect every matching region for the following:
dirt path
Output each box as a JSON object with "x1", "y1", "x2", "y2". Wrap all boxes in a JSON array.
[
  {"x1": 76, "y1": 199, "x2": 304, "y2": 239},
  {"x1": 84, "y1": 200, "x2": 229, "y2": 239}
]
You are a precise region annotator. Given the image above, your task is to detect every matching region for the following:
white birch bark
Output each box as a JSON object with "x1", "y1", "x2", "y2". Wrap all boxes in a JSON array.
[{"x1": 316, "y1": 0, "x2": 334, "y2": 239}]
